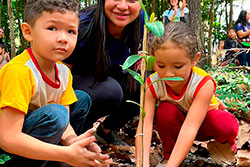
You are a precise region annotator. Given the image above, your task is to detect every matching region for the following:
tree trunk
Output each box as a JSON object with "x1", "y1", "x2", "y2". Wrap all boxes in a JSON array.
[
  {"x1": 7, "y1": 0, "x2": 16, "y2": 58},
  {"x1": 187, "y1": 0, "x2": 205, "y2": 67},
  {"x1": 16, "y1": 0, "x2": 26, "y2": 52},
  {"x1": 161, "y1": 0, "x2": 164, "y2": 20},
  {"x1": 151, "y1": 0, "x2": 155, "y2": 13},
  {"x1": 207, "y1": 0, "x2": 215, "y2": 66},
  {"x1": 225, "y1": 0, "x2": 229, "y2": 28},
  {"x1": 229, "y1": 0, "x2": 233, "y2": 28}
]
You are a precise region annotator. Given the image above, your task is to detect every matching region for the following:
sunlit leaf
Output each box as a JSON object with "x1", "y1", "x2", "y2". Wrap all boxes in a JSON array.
[
  {"x1": 126, "y1": 69, "x2": 144, "y2": 86},
  {"x1": 150, "y1": 13, "x2": 155, "y2": 23},
  {"x1": 146, "y1": 21, "x2": 164, "y2": 37},
  {"x1": 147, "y1": 56, "x2": 155, "y2": 71},
  {"x1": 138, "y1": 0, "x2": 148, "y2": 23},
  {"x1": 122, "y1": 55, "x2": 142, "y2": 70},
  {"x1": 126, "y1": 100, "x2": 146, "y2": 119}
]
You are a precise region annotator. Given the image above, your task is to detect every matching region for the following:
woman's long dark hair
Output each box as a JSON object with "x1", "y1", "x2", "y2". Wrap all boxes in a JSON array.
[
  {"x1": 235, "y1": 10, "x2": 248, "y2": 26},
  {"x1": 74, "y1": 0, "x2": 142, "y2": 86}
]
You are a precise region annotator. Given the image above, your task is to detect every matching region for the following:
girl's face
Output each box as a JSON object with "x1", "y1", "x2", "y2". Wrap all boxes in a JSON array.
[
  {"x1": 219, "y1": 41, "x2": 224, "y2": 49},
  {"x1": 170, "y1": 0, "x2": 178, "y2": 6},
  {"x1": 154, "y1": 41, "x2": 199, "y2": 94},
  {"x1": 105, "y1": 0, "x2": 141, "y2": 30}
]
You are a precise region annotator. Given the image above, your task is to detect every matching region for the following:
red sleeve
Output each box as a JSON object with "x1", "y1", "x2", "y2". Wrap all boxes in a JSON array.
[{"x1": 146, "y1": 77, "x2": 157, "y2": 99}]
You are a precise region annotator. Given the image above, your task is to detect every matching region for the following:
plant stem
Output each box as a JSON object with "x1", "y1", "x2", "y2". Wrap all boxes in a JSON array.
[{"x1": 137, "y1": 25, "x2": 148, "y2": 167}]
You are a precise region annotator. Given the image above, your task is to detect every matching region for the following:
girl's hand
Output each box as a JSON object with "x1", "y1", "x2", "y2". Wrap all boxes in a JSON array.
[
  {"x1": 180, "y1": 0, "x2": 187, "y2": 10},
  {"x1": 4, "y1": 52, "x2": 10, "y2": 61}
]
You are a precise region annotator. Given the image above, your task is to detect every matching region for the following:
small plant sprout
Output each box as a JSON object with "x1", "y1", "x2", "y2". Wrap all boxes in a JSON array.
[{"x1": 121, "y1": 1, "x2": 183, "y2": 166}]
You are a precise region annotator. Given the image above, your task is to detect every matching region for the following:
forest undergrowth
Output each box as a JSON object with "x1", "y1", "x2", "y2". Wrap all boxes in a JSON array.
[{"x1": 0, "y1": 65, "x2": 250, "y2": 167}]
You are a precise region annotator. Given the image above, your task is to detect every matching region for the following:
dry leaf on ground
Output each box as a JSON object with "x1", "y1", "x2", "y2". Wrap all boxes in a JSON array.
[{"x1": 207, "y1": 141, "x2": 236, "y2": 166}]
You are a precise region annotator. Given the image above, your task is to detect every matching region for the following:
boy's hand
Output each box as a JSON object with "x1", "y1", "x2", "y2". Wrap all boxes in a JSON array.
[
  {"x1": 75, "y1": 128, "x2": 102, "y2": 153},
  {"x1": 233, "y1": 48, "x2": 239, "y2": 52},
  {"x1": 66, "y1": 136, "x2": 110, "y2": 167},
  {"x1": 67, "y1": 128, "x2": 110, "y2": 166}
]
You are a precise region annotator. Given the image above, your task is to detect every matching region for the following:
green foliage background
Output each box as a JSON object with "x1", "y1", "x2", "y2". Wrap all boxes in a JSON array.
[{"x1": 0, "y1": 0, "x2": 247, "y2": 57}]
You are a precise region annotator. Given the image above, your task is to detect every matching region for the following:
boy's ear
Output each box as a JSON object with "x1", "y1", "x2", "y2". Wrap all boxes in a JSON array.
[
  {"x1": 192, "y1": 52, "x2": 201, "y2": 66},
  {"x1": 21, "y1": 22, "x2": 33, "y2": 42}
]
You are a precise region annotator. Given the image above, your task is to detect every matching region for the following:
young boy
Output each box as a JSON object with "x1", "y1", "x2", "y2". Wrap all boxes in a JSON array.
[
  {"x1": 0, "y1": 0, "x2": 110, "y2": 167},
  {"x1": 0, "y1": 43, "x2": 10, "y2": 69},
  {"x1": 224, "y1": 28, "x2": 242, "y2": 65}
]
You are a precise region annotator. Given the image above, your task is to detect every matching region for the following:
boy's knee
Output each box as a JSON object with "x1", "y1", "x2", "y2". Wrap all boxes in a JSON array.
[
  {"x1": 74, "y1": 90, "x2": 92, "y2": 110},
  {"x1": 45, "y1": 104, "x2": 69, "y2": 130}
]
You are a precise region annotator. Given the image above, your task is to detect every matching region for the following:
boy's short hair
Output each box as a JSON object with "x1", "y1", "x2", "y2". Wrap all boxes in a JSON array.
[
  {"x1": 24, "y1": 0, "x2": 80, "y2": 26},
  {"x1": 227, "y1": 28, "x2": 236, "y2": 33}
]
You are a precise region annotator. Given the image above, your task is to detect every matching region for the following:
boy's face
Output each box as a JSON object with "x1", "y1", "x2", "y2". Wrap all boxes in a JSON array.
[
  {"x1": 22, "y1": 11, "x2": 78, "y2": 63},
  {"x1": 228, "y1": 29, "x2": 236, "y2": 39}
]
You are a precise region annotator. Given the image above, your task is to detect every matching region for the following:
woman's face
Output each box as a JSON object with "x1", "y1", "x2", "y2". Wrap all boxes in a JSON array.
[
  {"x1": 105, "y1": 0, "x2": 141, "y2": 30},
  {"x1": 246, "y1": 11, "x2": 250, "y2": 21}
]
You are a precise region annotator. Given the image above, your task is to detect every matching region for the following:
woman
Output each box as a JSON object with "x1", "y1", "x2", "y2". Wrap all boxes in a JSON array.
[
  {"x1": 64, "y1": 0, "x2": 143, "y2": 144},
  {"x1": 235, "y1": 10, "x2": 250, "y2": 66},
  {"x1": 162, "y1": 0, "x2": 189, "y2": 24}
]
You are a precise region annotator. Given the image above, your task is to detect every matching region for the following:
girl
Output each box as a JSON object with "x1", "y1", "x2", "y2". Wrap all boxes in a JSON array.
[
  {"x1": 162, "y1": 0, "x2": 188, "y2": 24},
  {"x1": 64, "y1": 0, "x2": 143, "y2": 144},
  {"x1": 140, "y1": 22, "x2": 239, "y2": 167}
]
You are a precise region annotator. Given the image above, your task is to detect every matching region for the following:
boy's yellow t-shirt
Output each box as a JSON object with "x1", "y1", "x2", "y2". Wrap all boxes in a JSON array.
[{"x1": 0, "y1": 48, "x2": 77, "y2": 115}]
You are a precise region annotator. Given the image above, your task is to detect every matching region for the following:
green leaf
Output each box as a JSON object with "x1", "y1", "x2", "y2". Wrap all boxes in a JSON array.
[
  {"x1": 161, "y1": 77, "x2": 184, "y2": 81},
  {"x1": 0, "y1": 154, "x2": 11, "y2": 164},
  {"x1": 0, "y1": 159, "x2": 4, "y2": 164},
  {"x1": 122, "y1": 55, "x2": 142, "y2": 70},
  {"x1": 147, "y1": 77, "x2": 183, "y2": 89},
  {"x1": 138, "y1": 0, "x2": 148, "y2": 23},
  {"x1": 150, "y1": 13, "x2": 155, "y2": 23},
  {"x1": 241, "y1": 42, "x2": 250, "y2": 47},
  {"x1": 126, "y1": 68, "x2": 145, "y2": 86},
  {"x1": 146, "y1": 21, "x2": 164, "y2": 37},
  {"x1": 147, "y1": 56, "x2": 155, "y2": 71},
  {"x1": 126, "y1": 100, "x2": 146, "y2": 119}
]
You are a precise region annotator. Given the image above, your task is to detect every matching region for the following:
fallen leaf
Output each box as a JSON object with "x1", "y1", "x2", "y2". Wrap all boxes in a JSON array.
[
  {"x1": 207, "y1": 141, "x2": 236, "y2": 165},
  {"x1": 236, "y1": 150, "x2": 250, "y2": 166},
  {"x1": 236, "y1": 120, "x2": 250, "y2": 149},
  {"x1": 237, "y1": 157, "x2": 250, "y2": 167}
]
